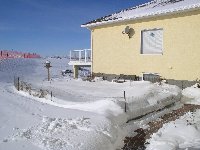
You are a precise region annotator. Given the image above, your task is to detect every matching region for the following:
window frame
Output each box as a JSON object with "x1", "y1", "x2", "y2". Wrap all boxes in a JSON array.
[{"x1": 140, "y1": 28, "x2": 164, "y2": 55}]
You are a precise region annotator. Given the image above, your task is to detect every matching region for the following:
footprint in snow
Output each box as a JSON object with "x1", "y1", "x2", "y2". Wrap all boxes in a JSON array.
[{"x1": 2, "y1": 139, "x2": 8, "y2": 142}]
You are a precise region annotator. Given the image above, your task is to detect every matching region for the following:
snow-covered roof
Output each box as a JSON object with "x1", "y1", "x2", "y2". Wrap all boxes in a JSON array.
[{"x1": 82, "y1": 0, "x2": 200, "y2": 28}]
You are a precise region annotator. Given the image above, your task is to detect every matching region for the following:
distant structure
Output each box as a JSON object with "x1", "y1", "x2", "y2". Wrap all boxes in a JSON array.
[{"x1": 0, "y1": 50, "x2": 41, "y2": 59}]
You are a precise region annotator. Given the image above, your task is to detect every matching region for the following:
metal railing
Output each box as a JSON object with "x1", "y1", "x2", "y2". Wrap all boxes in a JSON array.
[{"x1": 69, "y1": 49, "x2": 91, "y2": 63}]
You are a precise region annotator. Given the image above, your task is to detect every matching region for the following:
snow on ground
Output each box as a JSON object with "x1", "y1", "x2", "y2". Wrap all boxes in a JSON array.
[
  {"x1": 182, "y1": 83, "x2": 200, "y2": 104},
  {"x1": 0, "y1": 58, "x2": 182, "y2": 150},
  {"x1": 145, "y1": 84, "x2": 200, "y2": 150},
  {"x1": 124, "y1": 102, "x2": 183, "y2": 137},
  {"x1": 146, "y1": 110, "x2": 200, "y2": 150},
  {"x1": 0, "y1": 82, "x2": 122, "y2": 150}
]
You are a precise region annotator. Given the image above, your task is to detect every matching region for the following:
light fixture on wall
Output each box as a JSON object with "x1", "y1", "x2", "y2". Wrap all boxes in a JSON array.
[{"x1": 122, "y1": 26, "x2": 135, "y2": 38}]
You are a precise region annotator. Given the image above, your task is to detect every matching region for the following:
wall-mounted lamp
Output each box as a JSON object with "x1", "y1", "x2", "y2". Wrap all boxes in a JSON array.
[{"x1": 122, "y1": 26, "x2": 135, "y2": 38}]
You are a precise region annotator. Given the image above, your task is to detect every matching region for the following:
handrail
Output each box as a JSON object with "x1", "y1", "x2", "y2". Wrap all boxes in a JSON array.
[{"x1": 69, "y1": 49, "x2": 91, "y2": 63}]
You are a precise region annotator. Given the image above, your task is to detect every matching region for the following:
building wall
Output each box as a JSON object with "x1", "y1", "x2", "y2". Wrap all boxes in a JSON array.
[{"x1": 91, "y1": 9, "x2": 200, "y2": 81}]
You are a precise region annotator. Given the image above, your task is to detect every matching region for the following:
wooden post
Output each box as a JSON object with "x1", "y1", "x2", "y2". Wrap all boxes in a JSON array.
[
  {"x1": 51, "y1": 91, "x2": 53, "y2": 101},
  {"x1": 17, "y1": 77, "x2": 20, "y2": 91},
  {"x1": 45, "y1": 61, "x2": 52, "y2": 81},
  {"x1": 73, "y1": 65, "x2": 79, "y2": 79},
  {"x1": 47, "y1": 67, "x2": 50, "y2": 81},
  {"x1": 181, "y1": 81, "x2": 184, "y2": 90},
  {"x1": 124, "y1": 91, "x2": 127, "y2": 113}
]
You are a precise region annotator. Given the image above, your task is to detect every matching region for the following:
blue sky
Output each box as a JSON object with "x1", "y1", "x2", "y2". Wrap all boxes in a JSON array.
[{"x1": 0, "y1": 0, "x2": 151, "y2": 56}]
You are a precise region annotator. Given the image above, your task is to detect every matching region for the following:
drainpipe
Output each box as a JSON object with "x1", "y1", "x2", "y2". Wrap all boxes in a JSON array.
[{"x1": 89, "y1": 28, "x2": 93, "y2": 75}]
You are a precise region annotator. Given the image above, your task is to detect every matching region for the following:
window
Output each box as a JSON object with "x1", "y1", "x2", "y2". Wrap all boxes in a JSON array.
[
  {"x1": 142, "y1": 73, "x2": 160, "y2": 83},
  {"x1": 141, "y1": 29, "x2": 163, "y2": 54}
]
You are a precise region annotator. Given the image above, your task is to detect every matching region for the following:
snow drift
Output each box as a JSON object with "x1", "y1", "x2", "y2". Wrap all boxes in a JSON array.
[{"x1": 0, "y1": 58, "x2": 182, "y2": 150}]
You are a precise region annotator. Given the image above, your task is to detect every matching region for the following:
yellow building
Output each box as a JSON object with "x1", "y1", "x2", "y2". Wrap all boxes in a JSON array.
[{"x1": 82, "y1": 0, "x2": 200, "y2": 83}]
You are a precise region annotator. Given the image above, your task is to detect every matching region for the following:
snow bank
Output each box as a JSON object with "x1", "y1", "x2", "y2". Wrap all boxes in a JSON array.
[
  {"x1": 17, "y1": 89, "x2": 127, "y2": 124},
  {"x1": 11, "y1": 116, "x2": 122, "y2": 150},
  {"x1": 0, "y1": 58, "x2": 182, "y2": 150},
  {"x1": 146, "y1": 110, "x2": 200, "y2": 150},
  {"x1": 16, "y1": 80, "x2": 181, "y2": 124},
  {"x1": 182, "y1": 83, "x2": 200, "y2": 104},
  {"x1": 146, "y1": 84, "x2": 200, "y2": 150},
  {"x1": 126, "y1": 83, "x2": 181, "y2": 120},
  {"x1": 13, "y1": 80, "x2": 182, "y2": 149},
  {"x1": 1, "y1": 84, "x2": 126, "y2": 150}
]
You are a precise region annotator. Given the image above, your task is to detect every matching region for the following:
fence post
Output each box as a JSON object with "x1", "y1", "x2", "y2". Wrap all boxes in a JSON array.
[
  {"x1": 181, "y1": 81, "x2": 184, "y2": 90},
  {"x1": 51, "y1": 91, "x2": 53, "y2": 101},
  {"x1": 17, "y1": 77, "x2": 20, "y2": 91},
  {"x1": 14, "y1": 77, "x2": 15, "y2": 89},
  {"x1": 124, "y1": 91, "x2": 127, "y2": 113}
]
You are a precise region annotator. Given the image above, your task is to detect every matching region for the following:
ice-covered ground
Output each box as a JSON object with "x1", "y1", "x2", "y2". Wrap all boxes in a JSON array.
[{"x1": 0, "y1": 58, "x2": 186, "y2": 150}]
